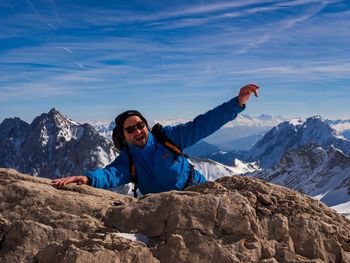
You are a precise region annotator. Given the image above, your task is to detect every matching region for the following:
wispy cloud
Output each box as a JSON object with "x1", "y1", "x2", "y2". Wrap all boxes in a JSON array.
[
  {"x1": 76, "y1": 62, "x2": 84, "y2": 69},
  {"x1": 0, "y1": 0, "x2": 349, "y2": 121},
  {"x1": 0, "y1": 82, "x2": 74, "y2": 101},
  {"x1": 59, "y1": 47, "x2": 73, "y2": 53},
  {"x1": 235, "y1": 1, "x2": 333, "y2": 54},
  {"x1": 230, "y1": 60, "x2": 350, "y2": 75},
  {"x1": 25, "y1": 0, "x2": 35, "y2": 10},
  {"x1": 2, "y1": 0, "x2": 338, "y2": 35},
  {"x1": 132, "y1": 0, "x2": 280, "y2": 22}
]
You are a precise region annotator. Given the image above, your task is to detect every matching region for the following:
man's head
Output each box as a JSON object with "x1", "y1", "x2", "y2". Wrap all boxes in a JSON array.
[{"x1": 113, "y1": 110, "x2": 149, "y2": 150}]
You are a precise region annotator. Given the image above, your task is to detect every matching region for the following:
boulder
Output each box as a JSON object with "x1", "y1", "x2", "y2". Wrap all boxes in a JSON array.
[{"x1": 1, "y1": 168, "x2": 349, "y2": 262}]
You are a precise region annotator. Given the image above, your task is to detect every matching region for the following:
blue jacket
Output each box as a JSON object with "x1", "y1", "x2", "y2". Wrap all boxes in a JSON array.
[{"x1": 85, "y1": 96, "x2": 245, "y2": 195}]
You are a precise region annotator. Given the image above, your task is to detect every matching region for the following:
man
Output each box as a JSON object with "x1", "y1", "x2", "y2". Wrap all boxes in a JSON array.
[{"x1": 52, "y1": 84, "x2": 259, "y2": 195}]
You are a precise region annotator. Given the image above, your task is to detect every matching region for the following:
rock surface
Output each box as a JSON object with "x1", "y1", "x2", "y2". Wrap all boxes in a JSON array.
[{"x1": 1, "y1": 168, "x2": 350, "y2": 263}]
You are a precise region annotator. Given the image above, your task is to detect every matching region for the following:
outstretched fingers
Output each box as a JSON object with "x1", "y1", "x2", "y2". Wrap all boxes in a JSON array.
[
  {"x1": 52, "y1": 176, "x2": 78, "y2": 187},
  {"x1": 238, "y1": 84, "x2": 260, "y2": 106},
  {"x1": 244, "y1": 84, "x2": 260, "y2": 97}
]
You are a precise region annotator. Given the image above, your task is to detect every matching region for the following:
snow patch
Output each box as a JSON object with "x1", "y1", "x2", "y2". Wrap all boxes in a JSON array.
[
  {"x1": 331, "y1": 201, "x2": 350, "y2": 219},
  {"x1": 115, "y1": 233, "x2": 149, "y2": 244},
  {"x1": 40, "y1": 127, "x2": 49, "y2": 147},
  {"x1": 96, "y1": 146, "x2": 115, "y2": 167},
  {"x1": 191, "y1": 158, "x2": 260, "y2": 181}
]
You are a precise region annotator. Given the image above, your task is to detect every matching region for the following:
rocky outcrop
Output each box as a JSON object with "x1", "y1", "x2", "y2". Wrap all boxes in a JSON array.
[{"x1": 1, "y1": 168, "x2": 350, "y2": 263}]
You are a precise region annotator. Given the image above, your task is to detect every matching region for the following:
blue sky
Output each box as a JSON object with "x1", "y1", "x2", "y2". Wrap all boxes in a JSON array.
[{"x1": 1, "y1": 0, "x2": 350, "y2": 123}]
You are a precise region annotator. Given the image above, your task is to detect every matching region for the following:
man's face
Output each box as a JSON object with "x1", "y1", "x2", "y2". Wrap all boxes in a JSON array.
[{"x1": 123, "y1": 116, "x2": 149, "y2": 148}]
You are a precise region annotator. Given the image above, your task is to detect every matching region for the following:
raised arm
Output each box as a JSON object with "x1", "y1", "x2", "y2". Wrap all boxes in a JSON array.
[{"x1": 162, "y1": 84, "x2": 259, "y2": 149}]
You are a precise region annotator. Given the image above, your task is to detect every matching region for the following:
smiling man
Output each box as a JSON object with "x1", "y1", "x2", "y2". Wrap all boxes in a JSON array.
[
  {"x1": 121, "y1": 114, "x2": 149, "y2": 148},
  {"x1": 52, "y1": 84, "x2": 259, "y2": 196}
]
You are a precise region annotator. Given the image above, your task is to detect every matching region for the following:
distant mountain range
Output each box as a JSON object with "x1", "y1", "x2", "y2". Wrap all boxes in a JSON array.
[
  {"x1": 206, "y1": 116, "x2": 350, "y2": 167},
  {"x1": 3, "y1": 110, "x2": 349, "y2": 175},
  {"x1": 248, "y1": 144, "x2": 350, "y2": 207},
  {"x1": 0, "y1": 109, "x2": 116, "y2": 178},
  {"x1": 246, "y1": 116, "x2": 350, "y2": 168}
]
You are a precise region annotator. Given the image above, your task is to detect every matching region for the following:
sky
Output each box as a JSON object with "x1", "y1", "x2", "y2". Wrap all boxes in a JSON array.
[{"x1": 1, "y1": 0, "x2": 350, "y2": 123}]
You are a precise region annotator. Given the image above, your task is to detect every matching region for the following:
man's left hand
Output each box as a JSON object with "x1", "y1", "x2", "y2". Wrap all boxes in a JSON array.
[{"x1": 238, "y1": 84, "x2": 260, "y2": 107}]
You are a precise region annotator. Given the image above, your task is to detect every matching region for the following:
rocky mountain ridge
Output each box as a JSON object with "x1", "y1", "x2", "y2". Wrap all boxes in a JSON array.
[
  {"x1": 246, "y1": 116, "x2": 350, "y2": 168},
  {"x1": 248, "y1": 144, "x2": 350, "y2": 207},
  {"x1": 1, "y1": 168, "x2": 350, "y2": 262},
  {"x1": 0, "y1": 108, "x2": 116, "y2": 178}
]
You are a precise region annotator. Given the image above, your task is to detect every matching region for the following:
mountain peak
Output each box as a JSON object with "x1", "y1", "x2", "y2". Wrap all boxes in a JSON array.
[
  {"x1": 32, "y1": 108, "x2": 79, "y2": 130},
  {"x1": 247, "y1": 116, "x2": 350, "y2": 168},
  {"x1": 47, "y1": 108, "x2": 72, "y2": 122},
  {"x1": 48, "y1": 107, "x2": 59, "y2": 114},
  {"x1": 305, "y1": 115, "x2": 326, "y2": 123},
  {"x1": 0, "y1": 117, "x2": 28, "y2": 129},
  {"x1": 0, "y1": 109, "x2": 116, "y2": 177},
  {"x1": 0, "y1": 117, "x2": 30, "y2": 141}
]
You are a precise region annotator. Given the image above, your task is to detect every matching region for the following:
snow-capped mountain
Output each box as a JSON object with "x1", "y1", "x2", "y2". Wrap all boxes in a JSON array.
[
  {"x1": 248, "y1": 144, "x2": 350, "y2": 207},
  {"x1": 0, "y1": 109, "x2": 116, "y2": 178},
  {"x1": 191, "y1": 158, "x2": 260, "y2": 181},
  {"x1": 326, "y1": 118, "x2": 350, "y2": 133},
  {"x1": 326, "y1": 118, "x2": 350, "y2": 140},
  {"x1": 88, "y1": 120, "x2": 115, "y2": 139},
  {"x1": 246, "y1": 116, "x2": 350, "y2": 168}
]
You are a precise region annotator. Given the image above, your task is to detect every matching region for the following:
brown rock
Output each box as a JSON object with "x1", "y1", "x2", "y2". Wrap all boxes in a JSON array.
[{"x1": 1, "y1": 168, "x2": 350, "y2": 263}]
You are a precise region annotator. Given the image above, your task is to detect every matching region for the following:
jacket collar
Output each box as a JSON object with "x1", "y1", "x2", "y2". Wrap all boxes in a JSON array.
[{"x1": 127, "y1": 131, "x2": 154, "y2": 153}]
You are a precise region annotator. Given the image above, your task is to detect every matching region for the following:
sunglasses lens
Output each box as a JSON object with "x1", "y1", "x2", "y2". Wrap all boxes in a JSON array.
[
  {"x1": 125, "y1": 122, "x2": 145, "y2": 134},
  {"x1": 125, "y1": 126, "x2": 135, "y2": 133},
  {"x1": 137, "y1": 122, "x2": 146, "y2": 129}
]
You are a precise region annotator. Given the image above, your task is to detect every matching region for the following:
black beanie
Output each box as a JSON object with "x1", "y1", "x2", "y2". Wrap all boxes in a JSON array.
[{"x1": 113, "y1": 110, "x2": 148, "y2": 150}]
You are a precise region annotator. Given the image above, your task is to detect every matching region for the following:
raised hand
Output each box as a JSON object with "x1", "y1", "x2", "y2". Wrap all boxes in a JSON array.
[{"x1": 238, "y1": 84, "x2": 260, "y2": 107}]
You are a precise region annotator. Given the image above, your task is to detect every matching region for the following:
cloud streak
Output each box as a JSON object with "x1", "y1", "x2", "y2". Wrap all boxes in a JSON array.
[{"x1": 0, "y1": 0, "x2": 349, "y2": 121}]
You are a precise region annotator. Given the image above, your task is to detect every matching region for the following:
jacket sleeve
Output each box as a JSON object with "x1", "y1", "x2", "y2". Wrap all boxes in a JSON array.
[
  {"x1": 84, "y1": 152, "x2": 131, "y2": 189},
  {"x1": 162, "y1": 96, "x2": 245, "y2": 149}
]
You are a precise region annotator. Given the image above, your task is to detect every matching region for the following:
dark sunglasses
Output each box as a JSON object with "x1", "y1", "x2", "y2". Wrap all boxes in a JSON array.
[{"x1": 124, "y1": 121, "x2": 146, "y2": 134}]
